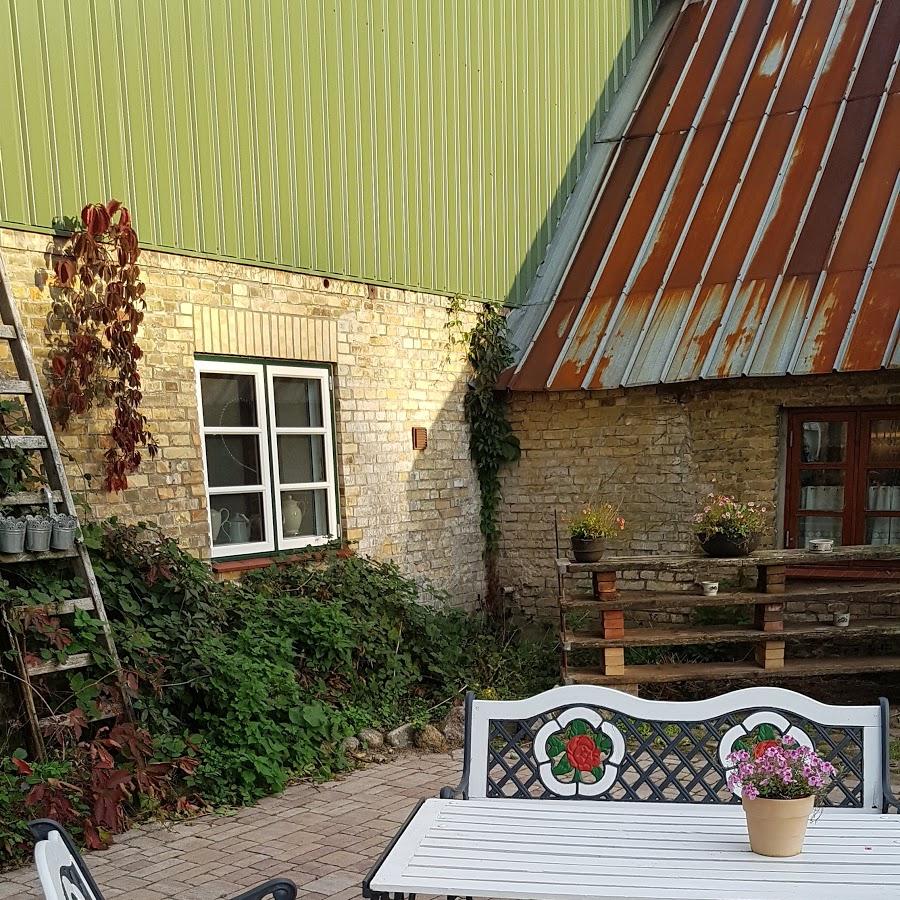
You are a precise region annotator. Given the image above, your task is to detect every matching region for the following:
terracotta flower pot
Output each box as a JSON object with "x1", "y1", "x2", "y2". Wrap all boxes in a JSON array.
[
  {"x1": 571, "y1": 537, "x2": 606, "y2": 563},
  {"x1": 698, "y1": 532, "x2": 760, "y2": 558},
  {"x1": 742, "y1": 795, "x2": 814, "y2": 857}
]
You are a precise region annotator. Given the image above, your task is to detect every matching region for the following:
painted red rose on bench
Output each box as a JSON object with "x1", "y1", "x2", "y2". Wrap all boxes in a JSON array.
[
  {"x1": 752, "y1": 738, "x2": 781, "y2": 759},
  {"x1": 566, "y1": 734, "x2": 602, "y2": 772}
]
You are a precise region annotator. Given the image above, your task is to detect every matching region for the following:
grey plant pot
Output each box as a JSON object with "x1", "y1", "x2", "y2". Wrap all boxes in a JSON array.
[
  {"x1": 26, "y1": 516, "x2": 52, "y2": 552},
  {"x1": 0, "y1": 519, "x2": 26, "y2": 554},
  {"x1": 571, "y1": 536, "x2": 607, "y2": 563},
  {"x1": 51, "y1": 515, "x2": 79, "y2": 550}
]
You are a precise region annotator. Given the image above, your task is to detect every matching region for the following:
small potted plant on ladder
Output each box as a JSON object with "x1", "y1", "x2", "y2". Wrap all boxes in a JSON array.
[{"x1": 569, "y1": 503, "x2": 625, "y2": 563}]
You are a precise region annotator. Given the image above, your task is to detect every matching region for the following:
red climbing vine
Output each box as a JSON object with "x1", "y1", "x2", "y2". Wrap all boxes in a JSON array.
[{"x1": 49, "y1": 200, "x2": 158, "y2": 492}]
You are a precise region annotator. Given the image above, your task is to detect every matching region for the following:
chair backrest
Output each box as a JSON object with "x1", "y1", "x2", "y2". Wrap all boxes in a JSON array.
[
  {"x1": 30, "y1": 820, "x2": 105, "y2": 900},
  {"x1": 459, "y1": 685, "x2": 885, "y2": 809}
]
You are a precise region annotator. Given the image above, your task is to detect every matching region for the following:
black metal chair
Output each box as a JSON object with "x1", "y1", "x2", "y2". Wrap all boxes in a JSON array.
[{"x1": 30, "y1": 819, "x2": 297, "y2": 900}]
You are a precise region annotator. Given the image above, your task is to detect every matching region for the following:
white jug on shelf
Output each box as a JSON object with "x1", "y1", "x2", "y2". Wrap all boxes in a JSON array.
[
  {"x1": 211, "y1": 507, "x2": 229, "y2": 541},
  {"x1": 283, "y1": 496, "x2": 304, "y2": 535}
]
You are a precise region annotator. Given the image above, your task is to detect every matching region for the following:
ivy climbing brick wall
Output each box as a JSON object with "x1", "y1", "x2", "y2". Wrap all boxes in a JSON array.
[
  {"x1": 498, "y1": 372, "x2": 900, "y2": 619},
  {"x1": 0, "y1": 228, "x2": 485, "y2": 608}
]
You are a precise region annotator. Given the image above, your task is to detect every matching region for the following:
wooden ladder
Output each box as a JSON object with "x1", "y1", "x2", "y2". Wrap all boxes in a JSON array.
[{"x1": 0, "y1": 249, "x2": 133, "y2": 757}]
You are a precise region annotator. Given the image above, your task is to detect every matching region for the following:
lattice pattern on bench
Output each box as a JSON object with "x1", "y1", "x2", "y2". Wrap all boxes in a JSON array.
[
  {"x1": 485, "y1": 705, "x2": 864, "y2": 806},
  {"x1": 458, "y1": 687, "x2": 883, "y2": 809}
]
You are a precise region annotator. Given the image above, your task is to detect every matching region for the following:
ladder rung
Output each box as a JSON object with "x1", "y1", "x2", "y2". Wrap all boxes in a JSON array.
[
  {"x1": 38, "y1": 702, "x2": 122, "y2": 732},
  {"x1": 10, "y1": 597, "x2": 95, "y2": 618},
  {"x1": 0, "y1": 489, "x2": 63, "y2": 507},
  {"x1": 0, "y1": 547, "x2": 79, "y2": 564},
  {"x1": 0, "y1": 434, "x2": 47, "y2": 450},
  {"x1": 27, "y1": 652, "x2": 93, "y2": 676},
  {"x1": 0, "y1": 324, "x2": 15, "y2": 339},
  {"x1": 0, "y1": 378, "x2": 31, "y2": 395}
]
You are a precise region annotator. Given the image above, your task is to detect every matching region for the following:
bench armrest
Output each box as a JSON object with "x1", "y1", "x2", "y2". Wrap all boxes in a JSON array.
[
  {"x1": 230, "y1": 879, "x2": 297, "y2": 900},
  {"x1": 881, "y1": 698, "x2": 899, "y2": 813},
  {"x1": 439, "y1": 692, "x2": 474, "y2": 800}
]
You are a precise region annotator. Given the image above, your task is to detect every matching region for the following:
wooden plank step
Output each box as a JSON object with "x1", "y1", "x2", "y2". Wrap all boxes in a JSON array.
[
  {"x1": 563, "y1": 617, "x2": 900, "y2": 650},
  {"x1": 559, "y1": 582, "x2": 900, "y2": 611},
  {"x1": 9, "y1": 597, "x2": 94, "y2": 618},
  {"x1": 0, "y1": 547, "x2": 78, "y2": 564},
  {"x1": 0, "y1": 490, "x2": 63, "y2": 507},
  {"x1": 0, "y1": 378, "x2": 32, "y2": 395},
  {"x1": 564, "y1": 655, "x2": 900, "y2": 686},
  {"x1": 0, "y1": 324, "x2": 16, "y2": 339},
  {"x1": 38, "y1": 701, "x2": 122, "y2": 732},
  {"x1": 557, "y1": 545, "x2": 900, "y2": 573},
  {"x1": 0, "y1": 434, "x2": 47, "y2": 450},
  {"x1": 27, "y1": 652, "x2": 92, "y2": 676}
]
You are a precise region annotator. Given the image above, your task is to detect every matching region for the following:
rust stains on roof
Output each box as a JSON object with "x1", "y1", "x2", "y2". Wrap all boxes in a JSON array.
[{"x1": 507, "y1": 0, "x2": 900, "y2": 391}]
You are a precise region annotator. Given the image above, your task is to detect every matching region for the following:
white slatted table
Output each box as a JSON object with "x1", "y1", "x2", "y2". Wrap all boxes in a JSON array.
[{"x1": 366, "y1": 798, "x2": 900, "y2": 899}]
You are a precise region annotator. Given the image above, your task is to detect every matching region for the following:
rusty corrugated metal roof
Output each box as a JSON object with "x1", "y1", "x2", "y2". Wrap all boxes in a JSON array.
[{"x1": 506, "y1": 0, "x2": 900, "y2": 391}]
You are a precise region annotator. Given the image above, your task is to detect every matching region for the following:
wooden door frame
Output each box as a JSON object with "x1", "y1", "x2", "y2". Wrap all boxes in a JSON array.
[{"x1": 783, "y1": 404, "x2": 900, "y2": 548}]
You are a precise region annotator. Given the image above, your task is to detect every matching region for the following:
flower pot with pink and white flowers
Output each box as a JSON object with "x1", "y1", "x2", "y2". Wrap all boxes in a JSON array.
[{"x1": 727, "y1": 735, "x2": 838, "y2": 857}]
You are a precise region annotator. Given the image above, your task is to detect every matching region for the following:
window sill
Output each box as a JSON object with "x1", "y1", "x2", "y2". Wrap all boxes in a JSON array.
[{"x1": 211, "y1": 546, "x2": 351, "y2": 579}]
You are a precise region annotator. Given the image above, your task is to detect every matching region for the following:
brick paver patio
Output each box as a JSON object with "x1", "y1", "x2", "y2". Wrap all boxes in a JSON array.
[
  {"x1": 5, "y1": 734, "x2": 899, "y2": 900},
  {"x1": 3, "y1": 751, "x2": 461, "y2": 900}
]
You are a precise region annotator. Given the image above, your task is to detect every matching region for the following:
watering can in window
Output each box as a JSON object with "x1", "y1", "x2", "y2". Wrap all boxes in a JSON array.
[{"x1": 225, "y1": 512, "x2": 251, "y2": 544}]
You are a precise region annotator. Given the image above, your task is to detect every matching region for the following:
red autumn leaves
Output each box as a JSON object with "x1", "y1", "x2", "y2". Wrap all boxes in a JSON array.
[{"x1": 50, "y1": 200, "x2": 157, "y2": 492}]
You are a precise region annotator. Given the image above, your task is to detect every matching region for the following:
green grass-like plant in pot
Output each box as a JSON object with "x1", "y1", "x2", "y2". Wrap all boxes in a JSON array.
[{"x1": 569, "y1": 504, "x2": 625, "y2": 563}]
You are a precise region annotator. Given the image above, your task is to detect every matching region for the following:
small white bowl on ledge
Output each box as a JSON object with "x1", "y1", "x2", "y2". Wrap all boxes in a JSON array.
[{"x1": 807, "y1": 538, "x2": 834, "y2": 552}]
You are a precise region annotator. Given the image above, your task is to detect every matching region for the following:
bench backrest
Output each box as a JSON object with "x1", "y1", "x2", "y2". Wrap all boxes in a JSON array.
[{"x1": 459, "y1": 685, "x2": 886, "y2": 809}]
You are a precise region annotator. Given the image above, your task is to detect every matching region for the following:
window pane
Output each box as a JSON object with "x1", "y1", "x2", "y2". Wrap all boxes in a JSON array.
[
  {"x1": 209, "y1": 493, "x2": 265, "y2": 546},
  {"x1": 867, "y1": 469, "x2": 900, "y2": 511},
  {"x1": 869, "y1": 418, "x2": 900, "y2": 465},
  {"x1": 280, "y1": 489, "x2": 330, "y2": 537},
  {"x1": 866, "y1": 516, "x2": 900, "y2": 545},
  {"x1": 277, "y1": 435, "x2": 326, "y2": 484},
  {"x1": 205, "y1": 435, "x2": 262, "y2": 487},
  {"x1": 800, "y1": 421, "x2": 846, "y2": 463},
  {"x1": 797, "y1": 516, "x2": 842, "y2": 546},
  {"x1": 273, "y1": 376, "x2": 323, "y2": 428},
  {"x1": 799, "y1": 469, "x2": 844, "y2": 511},
  {"x1": 201, "y1": 373, "x2": 258, "y2": 427}
]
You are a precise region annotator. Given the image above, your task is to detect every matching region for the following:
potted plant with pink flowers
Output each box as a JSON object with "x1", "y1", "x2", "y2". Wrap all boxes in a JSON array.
[
  {"x1": 727, "y1": 735, "x2": 838, "y2": 857},
  {"x1": 693, "y1": 493, "x2": 768, "y2": 557},
  {"x1": 569, "y1": 503, "x2": 625, "y2": 562}
]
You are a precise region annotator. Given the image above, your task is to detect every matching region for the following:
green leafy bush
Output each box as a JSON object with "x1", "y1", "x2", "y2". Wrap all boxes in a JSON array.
[
  {"x1": 88, "y1": 522, "x2": 556, "y2": 806},
  {"x1": 1, "y1": 520, "x2": 556, "y2": 867}
]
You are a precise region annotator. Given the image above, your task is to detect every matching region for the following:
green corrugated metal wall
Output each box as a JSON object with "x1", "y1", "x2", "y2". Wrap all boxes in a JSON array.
[{"x1": 0, "y1": 0, "x2": 658, "y2": 305}]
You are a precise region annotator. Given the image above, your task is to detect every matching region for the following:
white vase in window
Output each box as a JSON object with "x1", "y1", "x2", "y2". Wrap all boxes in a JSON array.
[
  {"x1": 211, "y1": 507, "x2": 229, "y2": 541},
  {"x1": 283, "y1": 496, "x2": 304, "y2": 536}
]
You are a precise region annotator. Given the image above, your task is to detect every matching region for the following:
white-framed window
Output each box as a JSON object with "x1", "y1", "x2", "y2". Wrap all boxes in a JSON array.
[{"x1": 195, "y1": 359, "x2": 338, "y2": 558}]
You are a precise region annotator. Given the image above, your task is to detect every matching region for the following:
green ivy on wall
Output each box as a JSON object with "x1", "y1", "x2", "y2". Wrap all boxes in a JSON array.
[{"x1": 450, "y1": 298, "x2": 521, "y2": 612}]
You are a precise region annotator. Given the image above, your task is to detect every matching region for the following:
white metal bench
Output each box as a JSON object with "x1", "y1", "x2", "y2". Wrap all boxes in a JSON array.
[
  {"x1": 364, "y1": 686, "x2": 900, "y2": 899},
  {"x1": 445, "y1": 685, "x2": 896, "y2": 809},
  {"x1": 30, "y1": 819, "x2": 296, "y2": 900}
]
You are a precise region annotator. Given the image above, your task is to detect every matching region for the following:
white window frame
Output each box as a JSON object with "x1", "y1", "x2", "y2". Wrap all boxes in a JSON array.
[
  {"x1": 195, "y1": 359, "x2": 339, "y2": 558},
  {"x1": 195, "y1": 360, "x2": 275, "y2": 558},
  {"x1": 266, "y1": 365, "x2": 338, "y2": 550}
]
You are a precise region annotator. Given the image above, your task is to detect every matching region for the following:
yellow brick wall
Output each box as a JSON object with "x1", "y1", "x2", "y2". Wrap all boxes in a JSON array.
[
  {"x1": 0, "y1": 228, "x2": 485, "y2": 607},
  {"x1": 499, "y1": 372, "x2": 900, "y2": 616}
]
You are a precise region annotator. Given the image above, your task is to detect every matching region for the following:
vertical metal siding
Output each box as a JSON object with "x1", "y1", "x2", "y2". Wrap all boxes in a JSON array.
[{"x1": 0, "y1": 0, "x2": 657, "y2": 305}]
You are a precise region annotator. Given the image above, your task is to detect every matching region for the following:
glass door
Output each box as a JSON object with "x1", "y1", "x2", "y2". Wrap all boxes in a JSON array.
[
  {"x1": 786, "y1": 412, "x2": 854, "y2": 548},
  {"x1": 785, "y1": 406, "x2": 900, "y2": 548},
  {"x1": 860, "y1": 413, "x2": 900, "y2": 545}
]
